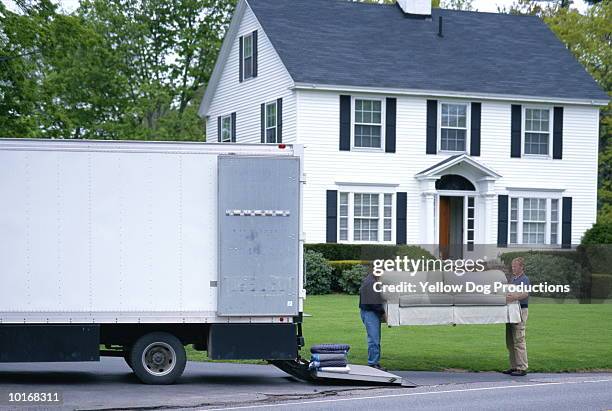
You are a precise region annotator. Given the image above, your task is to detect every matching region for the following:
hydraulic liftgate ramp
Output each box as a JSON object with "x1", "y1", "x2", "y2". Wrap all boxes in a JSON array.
[{"x1": 270, "y1": 359, "x2": 414, "y2": 387}]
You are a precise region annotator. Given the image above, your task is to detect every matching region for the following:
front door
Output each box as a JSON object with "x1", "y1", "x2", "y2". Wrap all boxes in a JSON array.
[{"x1": 439, "y1": 196, "x2": 464, "y2": 259}]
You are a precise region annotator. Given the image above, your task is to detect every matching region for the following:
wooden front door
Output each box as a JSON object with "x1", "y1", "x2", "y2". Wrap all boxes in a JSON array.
[{"x1": 439, "y1": 196, "x2": 450, "y2": 258}]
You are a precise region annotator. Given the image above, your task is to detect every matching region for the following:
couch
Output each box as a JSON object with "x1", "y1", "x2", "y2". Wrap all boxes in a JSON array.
[{"x1": 380, "y1": 270, "x2": 522, "y2": 326}]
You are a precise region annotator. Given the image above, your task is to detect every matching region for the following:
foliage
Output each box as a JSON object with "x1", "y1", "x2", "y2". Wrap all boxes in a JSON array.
[
  {"x1": 0, "y1": 0, "x2": 235, "y2": 140},
  {"x1": 517, "y1": 254, "x2": 584, "y2": 298},
  {"x1": 590, "y1": 273, "x2": 612, "y2": 299},
  {"x1": 305, "y1": 243, "x2": 433, "y2": 261},
  {"x1": 338, "y1": 264, "x2": 368, "y2": 295},
  {"x1": 581, "y1": 222, "x2": 612, "y2": 244},
  {"x1": 304, "y1": 250, "x2": 333, "y2": 295},
  {"x1": 329, "y1": 260, "x2": 369, "y2": 291}
]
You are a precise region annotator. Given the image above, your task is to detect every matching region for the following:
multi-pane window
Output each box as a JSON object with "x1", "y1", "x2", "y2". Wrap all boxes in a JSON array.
[
  {"x1": 221, "y1": 115, "x2": 232, "y2": 143},
  {"x1": 524, "y1": 108, "x2": 550, "y2": 155},
  {"x1": 550, "y1": 199, "x2": 559, "y2": 244},
  {"x1": 440, "y1": 103, "x2": 468, "y2": 152},
  {"x1": 523, "y1": 198, "x2": 546, "y2": 244},
  {"x1": 338, "y1": 192, "x2": 394, "y2": 243},
  {"x1": 354, "y1": 99, "x2": 382, "y2": 149},
  {"x1": 510, "y1": 198, "x2": 519, "y2": 244},
  {"x1": 339, "y1": 193, "x2": 349, "y2": 241},
  {"x1": 243, "y1": 33, "x2": 254, "y2": 80},
  {"x1": 265, "y1": 101, "x2": 277, "y2": 143},
  {"x1": 508, "y1": 197, "x2": 561, "y2": 246},
  {"x1": 383, "y1": 194, "x2": 393, "y2": 242},
  {"x1": 354, "y1": 193, "x2": 379, "y2": 241}
]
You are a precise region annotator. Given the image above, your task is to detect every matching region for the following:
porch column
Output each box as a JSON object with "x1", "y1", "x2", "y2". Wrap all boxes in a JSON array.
[
  {"x1": 478, "y1": 177, "x2": 497, "y2": 245},
  {"x1": 418, "y1": 177, "x2": 438, "y2": 247}
]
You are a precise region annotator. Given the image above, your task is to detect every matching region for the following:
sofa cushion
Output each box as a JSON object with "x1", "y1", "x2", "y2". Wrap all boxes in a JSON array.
[
  {"x1": 380, "y1": 271, "x2": 445, "y2": 303},
  {"x1": 445, "y1": 270, "x2": 508, "y2": 305},
  {"x1": 399, "y1": 294, "x2": 454, "y2": 307}
]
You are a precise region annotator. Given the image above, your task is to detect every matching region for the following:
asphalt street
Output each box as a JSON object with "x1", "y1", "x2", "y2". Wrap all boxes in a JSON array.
[{"x1": 0, "y1": 358, "x2": 610, "y2": 410}]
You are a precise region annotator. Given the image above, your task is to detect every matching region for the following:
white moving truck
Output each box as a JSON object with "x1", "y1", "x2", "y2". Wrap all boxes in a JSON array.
[{"x1": 0, "y1": 139, "x2": 305, "y2": 384}]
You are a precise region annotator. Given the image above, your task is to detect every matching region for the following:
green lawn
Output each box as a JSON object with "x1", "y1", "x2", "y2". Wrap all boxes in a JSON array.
[{"x1": 301, "y1": 294, "x2": 612, "y2": 372}]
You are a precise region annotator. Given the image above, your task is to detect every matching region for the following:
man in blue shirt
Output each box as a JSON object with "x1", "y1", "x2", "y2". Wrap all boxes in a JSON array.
[{"x1": 503, "y1": 257, "x2": 530, "y2": 377}]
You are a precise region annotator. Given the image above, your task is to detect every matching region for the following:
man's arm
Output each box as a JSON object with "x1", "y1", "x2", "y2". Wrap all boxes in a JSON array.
[{"x1": 506, "y1": 292, "x2": 528, "y2": 303}]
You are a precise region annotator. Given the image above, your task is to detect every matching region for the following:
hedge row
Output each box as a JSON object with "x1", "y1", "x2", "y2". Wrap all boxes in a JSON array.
[{"x1": 305, "y1": 243, "x2": 433, "y2": 261}]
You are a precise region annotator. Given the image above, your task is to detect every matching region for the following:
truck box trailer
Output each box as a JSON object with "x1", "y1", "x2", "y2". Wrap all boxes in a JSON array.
[{"x1": 0, "y1": 139, "x2": 305, "y2": 384}]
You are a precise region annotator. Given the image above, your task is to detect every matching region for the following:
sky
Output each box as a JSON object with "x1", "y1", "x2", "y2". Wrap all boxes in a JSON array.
[{"x1": 1, "y1": 0, "x2": 591, "y2": 14}]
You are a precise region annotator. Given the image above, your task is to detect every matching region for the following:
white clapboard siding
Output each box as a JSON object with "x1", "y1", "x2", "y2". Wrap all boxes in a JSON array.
[
  {"x1": 296, "y1": 89, "x2": 600, "y2": 246},
  {"x1": 204, "y1": 4, "x2": 296, "y2": 143}
]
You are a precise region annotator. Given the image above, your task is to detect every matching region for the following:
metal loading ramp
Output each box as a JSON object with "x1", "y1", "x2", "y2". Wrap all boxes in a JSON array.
[{"x1": 270, "y1": 360, "x2": 414, "y2": 387}]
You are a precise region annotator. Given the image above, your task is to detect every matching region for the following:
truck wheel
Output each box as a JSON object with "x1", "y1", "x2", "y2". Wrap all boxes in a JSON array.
[{"x1": 129, "y1": 332, "x2": 186, "y2": 384}]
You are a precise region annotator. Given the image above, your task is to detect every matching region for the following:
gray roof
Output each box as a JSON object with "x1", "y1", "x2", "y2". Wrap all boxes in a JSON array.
[{"x1": 248, "y1": 0, "x2": 608, "y2": 102}]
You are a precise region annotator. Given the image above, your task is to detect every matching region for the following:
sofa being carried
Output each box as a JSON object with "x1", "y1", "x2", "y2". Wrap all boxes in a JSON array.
[{"x1": 380, "y1": 270, "x2": 522, "y2": 326}]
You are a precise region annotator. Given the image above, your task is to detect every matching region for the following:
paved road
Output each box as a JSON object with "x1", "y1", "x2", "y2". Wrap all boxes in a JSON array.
[{"x1": 0, "y1": 358, "x2": 610, "y2": 410}]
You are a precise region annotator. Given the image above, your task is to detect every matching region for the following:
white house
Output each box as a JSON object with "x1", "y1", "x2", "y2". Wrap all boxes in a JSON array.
[{"x1": 199, "y1": 0, "x2": 608, "y2": 255}]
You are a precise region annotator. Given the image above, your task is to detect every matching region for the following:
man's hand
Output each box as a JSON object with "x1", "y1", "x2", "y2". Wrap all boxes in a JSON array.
[{"x1": 506, "y1": 293, "x2": 515, "y2": 303}]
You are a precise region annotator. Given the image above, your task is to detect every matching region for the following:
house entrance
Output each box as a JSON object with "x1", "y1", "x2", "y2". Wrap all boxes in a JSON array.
[{"x1": 439, "y1": 196, "x2": 464, "y2": 259}]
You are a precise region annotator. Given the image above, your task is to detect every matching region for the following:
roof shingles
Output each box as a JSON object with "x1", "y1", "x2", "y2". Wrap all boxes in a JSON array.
[{"x1": 247, "y1": 0, "x2": 608, "y2": 102}]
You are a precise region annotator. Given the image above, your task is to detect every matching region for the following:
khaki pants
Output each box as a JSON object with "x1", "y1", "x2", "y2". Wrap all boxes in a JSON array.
[{"x1": 506, "y1": 308, "x2": 528, "y2": 371}]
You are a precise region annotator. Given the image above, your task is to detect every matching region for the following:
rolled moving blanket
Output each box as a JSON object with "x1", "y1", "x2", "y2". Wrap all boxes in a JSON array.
[
  {"x1": 310, "y1": 344, "x2": 350, "y2": 354},
  {"x1": 310, "y1": 353, "x2": 347, "y2": 362},
  {"x1": 309, "y1": 359, "x2": 348, "y2": 369}
]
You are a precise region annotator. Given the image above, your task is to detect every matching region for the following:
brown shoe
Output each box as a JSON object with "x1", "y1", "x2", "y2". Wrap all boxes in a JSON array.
[
  {"x1": 370, "y1": 364, "x2": 388, "y2": 372},
  {"x1": 510, "y1": 370, "x2": 527, "y2": 376},
  {"x1": 502, "y1": 369, "x2": 515, "y2": 375}
]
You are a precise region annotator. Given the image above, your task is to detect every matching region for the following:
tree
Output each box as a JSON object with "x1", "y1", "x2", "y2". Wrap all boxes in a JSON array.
[{"x1": 0, "y1": 0, "x2": 124, "y2": 138}]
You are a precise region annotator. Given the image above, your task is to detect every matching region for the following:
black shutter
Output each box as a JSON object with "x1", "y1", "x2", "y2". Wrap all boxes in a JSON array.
[
  {"x1": 562, "y1": 197, "x2": 572, "y2": 249},
  {"x1": 326, "y1": 190, "x2": 338, "y2": 243},
  {"x1": 511, "y1": 105, "x2": 522, "y2": 158},
  {"x1": 553, "y1": 107, "x2": 563, "y2": 160},
  {"x1": 231, "y1": 112, "x2": 236, "y2": 143},
  {"x1": 339, "y1": 95, "x2": 351, "y2": 151},
  {"x1": 470, "y1": 102, "x2": 481, "y2": 156},
  {"x1": 277, "y1": 98, "x2": 283, "y2": 143},
  {"x1": 385, "y1": 97, "x2": 397, "y2": 153},
  {"x1": 217, "y1": 116, "x2": 221, "y2": 142},
  {"x1": 426, "y1": 100, "x2": 437, "y2": 154},
  {"x1": 396, "y1": 192, "x2": 407, "y2": 245},
  {"x1": 497, "y1": 195, "x2": 509, "y2": 247},
  {"x1": 239, "y1": 36, "x2": 243, "y2": 83},
  {"x1": 252, "y1": 30, "x2": 258, "y2": 78},
  {"x1": 260, "y1": 103, "x2": 265, "y2": 143}
]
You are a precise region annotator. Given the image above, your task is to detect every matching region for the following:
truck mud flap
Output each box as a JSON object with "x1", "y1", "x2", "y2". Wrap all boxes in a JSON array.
[{"x1": 270, "y1": 359, "x2": 411, "y2": 387}]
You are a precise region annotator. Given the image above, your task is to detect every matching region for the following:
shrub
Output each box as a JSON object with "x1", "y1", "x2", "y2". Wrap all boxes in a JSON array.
[
  {"x1": 339, "y1": 265, "x2": 368, "y2": 295},
  {"x1": 500, "y1": 250, "x2": 583, "y2": 267},
  {"x1": 329, "y1": 260, "x2": 370, "y2": 291},
  {"x1": 581, "y1": 222, "x2": 612, "y2": 245},
  {"x1": 305, "y1": 243, "x2": 433, "y2": 261},
  {"x1": 590, "y1": 273, "x2": 612, "y2": 300},
  {"x1": 522, "y1": 254, "x2": 583, "y2": 299},
  {"x1": 304, "y1": 250, "x2": 333, "y2": 295}
]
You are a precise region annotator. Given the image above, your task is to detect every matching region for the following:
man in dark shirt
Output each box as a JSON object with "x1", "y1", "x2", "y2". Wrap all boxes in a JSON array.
[
  {"x1": 503, "y1": 257, "x2": 530, "y2": 377},
  {"x1": 359, "y1": 272, "x2": 386, "y2": 370}
]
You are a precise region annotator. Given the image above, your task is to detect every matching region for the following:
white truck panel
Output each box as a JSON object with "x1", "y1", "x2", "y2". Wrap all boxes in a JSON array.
[{"x1": 0, "y1": 140, "x2": 302, "y2": 324}]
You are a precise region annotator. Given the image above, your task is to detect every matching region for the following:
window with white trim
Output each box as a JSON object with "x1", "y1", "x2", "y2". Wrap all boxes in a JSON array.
[
  {"x1": 508, "y1": 197, "x2": 561, "y2": 246},
  {"x1": 265, "y1": 101, "x2": 278, "y2": 143},
  {"x1": 242, "y1": 33, "x2": 254, "y2": 80},
  {"x1": 440, "y1": 102, "x2": 468, "y2": 152},
  {"x1": 220, "y1": 115, "x2": 232, "y2": 143},
  {"x1": 338, "y1": 192, "x2": 394, "y2": 243},
  {"x1": 354, "y1": 99, "x2": 383, "y2": 149},
  {"x1": 524, "y1": 108, "x2": 551, "y2": 155}
]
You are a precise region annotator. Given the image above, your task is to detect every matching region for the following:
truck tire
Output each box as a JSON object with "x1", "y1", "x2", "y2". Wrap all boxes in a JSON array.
[{"x1": 129, "y1": 332, "x2": 186, "y2": 385}]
